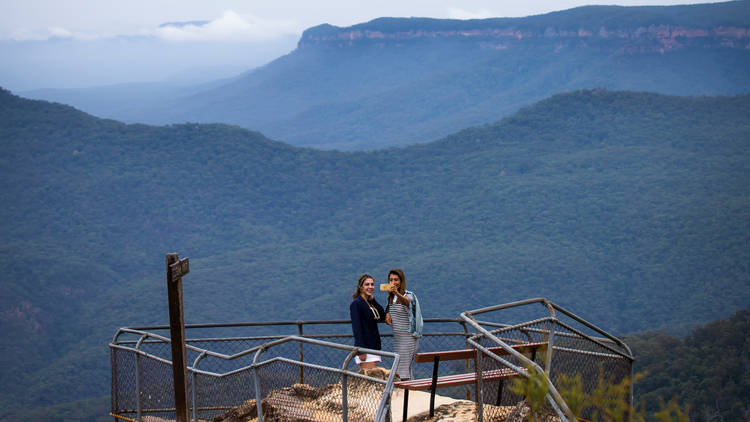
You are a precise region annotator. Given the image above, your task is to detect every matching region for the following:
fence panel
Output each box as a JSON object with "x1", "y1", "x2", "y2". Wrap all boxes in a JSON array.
[{"x1": 111, "y1": 308, "x2": 632, "y2": 422}]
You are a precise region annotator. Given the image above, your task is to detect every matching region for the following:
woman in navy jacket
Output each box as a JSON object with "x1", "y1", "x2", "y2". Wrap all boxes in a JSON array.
[{"x1": 350, "y1": 273, "x2": 386, "y2": 370}]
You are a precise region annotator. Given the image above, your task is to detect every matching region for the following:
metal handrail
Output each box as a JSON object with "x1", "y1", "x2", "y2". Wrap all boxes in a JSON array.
[
  {"x1": 460, "y1": 297, "x2": 635, "y2": 422},
  {"x1": 463, "y1": 298, "x2": 633, "y2": 359},
  {"x1": 124, "y1": 317, "x2": 462, "y2": 333},
  {"x1": 461, "y1": 312, "x2": 578, "y2": 422},
  {"x1": 112, "y1": 304, "x2": 631, "y2": 422}
]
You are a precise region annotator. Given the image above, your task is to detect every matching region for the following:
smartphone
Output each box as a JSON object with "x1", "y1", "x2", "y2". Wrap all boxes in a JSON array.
[{"x1": 379, "y1": 283, "x2": 390, "y2": 291}]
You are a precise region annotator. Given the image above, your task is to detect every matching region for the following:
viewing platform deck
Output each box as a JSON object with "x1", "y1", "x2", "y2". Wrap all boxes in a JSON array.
[{"x1": 109, "y1": 298, "x2": 633, "y2": 422}]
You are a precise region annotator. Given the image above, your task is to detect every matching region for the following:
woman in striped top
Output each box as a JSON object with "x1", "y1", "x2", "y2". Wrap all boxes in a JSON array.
[{"x1": 384, "y1": 268, "x2": 423, "y2": 380}]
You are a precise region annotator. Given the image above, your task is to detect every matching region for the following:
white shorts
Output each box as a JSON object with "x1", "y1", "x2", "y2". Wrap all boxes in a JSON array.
[{"x1": 354, "y1": 353, "x2": 382, "y2": 364}]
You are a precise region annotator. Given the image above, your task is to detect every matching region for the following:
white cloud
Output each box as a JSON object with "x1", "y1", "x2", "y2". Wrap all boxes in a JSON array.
[
  {"x1": 8, "y1": 28, "x2": 45, "y2": 41},
  {"x1": 154, "y1": 10, "x2": 299, "y2": 42},
  {"x1": 4, "y1": 10, "x2": 299, "y2": 42},
  {"x1": 47, "y1": 26, "x2": 74, "y2": 39},
  {"x1": 445, "y1": 7, "x2": 494, "y2": 20},
  {"x1": 9, "y1": 25, "x2": 104, "y2": 41}
]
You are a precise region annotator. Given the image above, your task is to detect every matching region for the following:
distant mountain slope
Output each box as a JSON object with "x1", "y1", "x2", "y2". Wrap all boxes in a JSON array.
[
  {"x1": 1, "y1": 87, "x2": 750, "y2": 418},
  {"x1": 626, "y1": 305, "x2": 750, "y2": 421},
  {"x1": 20, "y1": 1, "x2": 750, "y2": 150}
]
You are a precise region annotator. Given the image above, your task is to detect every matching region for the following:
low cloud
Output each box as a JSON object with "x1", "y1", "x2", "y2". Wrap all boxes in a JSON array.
[
  {"x1": 154, "y1": 10, "x2": 299, "y2": 42},
  {"x1": 9, "y1": 26, "x2": 98, "y2": 41},
  {"x1": 5, "y1": 10, "x2": 299, "y2": 42},
  {"x1": 47, "y1": 27, "x2": 74, "y2": 39},
  {"x1": 445, "y1": 7, "x2": 494, "y2": 20}
]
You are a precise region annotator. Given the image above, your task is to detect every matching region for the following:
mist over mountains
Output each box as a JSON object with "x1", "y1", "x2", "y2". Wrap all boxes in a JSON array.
[{"x1": 20, "y1": 1, "x2": 750, "y2": 149}]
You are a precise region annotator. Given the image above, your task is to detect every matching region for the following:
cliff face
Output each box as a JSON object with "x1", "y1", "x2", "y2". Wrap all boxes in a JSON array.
[
  {"x1": 299, "y1": 4, "x2": 750, "y2": 53},
  {"x1": 300, "y1": 24, "x2": 750, "y2": 52}
]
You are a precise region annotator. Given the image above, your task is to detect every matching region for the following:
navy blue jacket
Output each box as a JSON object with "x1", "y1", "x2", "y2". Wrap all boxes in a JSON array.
[{"x1": 350, "y1": 295, "x2": 386, "y2": 350}]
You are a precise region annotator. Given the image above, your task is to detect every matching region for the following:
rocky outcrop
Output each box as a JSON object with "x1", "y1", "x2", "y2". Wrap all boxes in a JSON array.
[
  {"x1": 213, "y1": 379, "x2": 385, "y2": 422},
  {"x1": 212, "y1": 398, "x2": 258, "y2": 422},
  {"x1": 213, "y1": 382, "x2": 564, "y2": 422},
  {"x1": 406, "y1": 401, "x2": 483, "y2": 422},
  {"x1": 405, "y1": 400, "x2": 563, "y2": 422}
]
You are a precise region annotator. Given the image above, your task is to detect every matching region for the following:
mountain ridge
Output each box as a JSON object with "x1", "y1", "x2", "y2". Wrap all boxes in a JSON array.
[
  {"x1": 2, "y1": 86, "x2": 750, "y2": 419},
  {"x1": 299, "y1": 3, "x2": 750, "y2": 53},
  {"x1": 19, "y1": 1, "x2": 750, "y2": 150}
]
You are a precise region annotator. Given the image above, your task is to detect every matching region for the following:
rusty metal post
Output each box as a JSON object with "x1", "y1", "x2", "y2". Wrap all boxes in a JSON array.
[{"x1": 166, "y1": 253, "x2": 190, "y2": 422}]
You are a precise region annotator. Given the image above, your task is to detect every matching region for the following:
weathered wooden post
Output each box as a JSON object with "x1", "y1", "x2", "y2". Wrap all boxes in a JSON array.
[{"x1": 166, "y1": 253, "x2": 190, "y2": 422}]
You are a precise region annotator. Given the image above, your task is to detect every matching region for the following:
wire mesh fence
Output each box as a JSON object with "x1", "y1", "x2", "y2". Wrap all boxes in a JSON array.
[
  {"x1": 472, "y1": 319, "x2": 552, "y2": 420},
  {"x1": 111, "y1": 301, "x2": 633, "y2": 422},
  {"x1": 462, "y1": 299, "x2": 634, "y2": 422},
  {"x1": 111, "y1": 324, "x2": 405, "y2": 422}
]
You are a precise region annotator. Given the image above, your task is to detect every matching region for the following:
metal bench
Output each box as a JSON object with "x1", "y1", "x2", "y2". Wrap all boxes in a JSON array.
[{"x1": 393, "y1": 342, "x2": 548, "y2": 419}]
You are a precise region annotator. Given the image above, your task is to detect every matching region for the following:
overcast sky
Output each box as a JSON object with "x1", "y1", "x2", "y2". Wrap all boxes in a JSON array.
[{"x1": 0, "y1": 0, "x2": 724, "y2": 90}]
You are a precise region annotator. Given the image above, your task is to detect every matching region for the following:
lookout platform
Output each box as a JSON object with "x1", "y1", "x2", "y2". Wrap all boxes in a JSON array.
[{"x1": 109, "y1": 298, "x2": 634, "y2": 422}]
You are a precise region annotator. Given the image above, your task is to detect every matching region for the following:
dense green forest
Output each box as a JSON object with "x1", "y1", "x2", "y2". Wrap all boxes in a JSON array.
[
  {"x1": 1, "y1": 88, "x2": 750, "y2": 419},
  {"x1": 21, "y1": 1, "x2": 750, "y2": 149},
  {"x1": 626, "y1": 305, "x2": 750, "y2": 421}
]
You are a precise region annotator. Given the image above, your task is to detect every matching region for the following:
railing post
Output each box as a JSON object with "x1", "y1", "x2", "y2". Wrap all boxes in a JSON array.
[
  {"x1": 132, "y1": 334, "x2": 148, "y2": 422},
  {"x1": 136, "y1": 353, "x2": 141, "y2": 422},
  {"x1": 297, "y1": 322, "x2": 304, "y2": 384},
  {"x1": 341, "y1": 372, "x2": 348, "y2": 422},
  {"x1": 475, "y1": 348, "x2": 484, "y2": 422},
  {"x1": 252, "y1": 346, "x2": 267, "y2": 422},
  {"x1": 191, "y1": 370, "x2": 197, "y2": 422},
  {"x1": 461, "y1": 320, "x2": 471, "y2": 400},
  {"x1": 252, "y1": 365, "x2": 264, "y2": 422},
  {"x1": 192, "y1": 352, "x2": 207, "y2": 422},
  {"x1": 544, "y1": 301, "x2": 556, "y2": 374},
  {"x1": 342, "y1": 350, "x2": 358, "y2": 422},
  {"x1": 111, "y1": 348, "x2": 118, "y2": 420}
]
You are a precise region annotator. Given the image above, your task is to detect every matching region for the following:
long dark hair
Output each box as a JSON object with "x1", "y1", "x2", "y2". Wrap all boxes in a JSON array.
[
  {"x1": 352, "y1": 273, "x2": 375, "y2": 299},
  {"x1": 387, "y1": 268, "x2": 406, "y2": 304}
]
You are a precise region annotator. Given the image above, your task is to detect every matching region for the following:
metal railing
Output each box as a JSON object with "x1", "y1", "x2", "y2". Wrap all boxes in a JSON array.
[
  {"x1": 461, "y1": 298, "x2": 634, "y2": 422},
  {"x1": 110, "y1": 300, "x2": 634, "y2": 422},
  {"x1": 110, "y1": 318, "x2": 472, "y2": 421}
]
